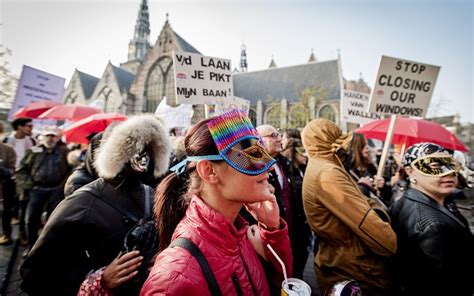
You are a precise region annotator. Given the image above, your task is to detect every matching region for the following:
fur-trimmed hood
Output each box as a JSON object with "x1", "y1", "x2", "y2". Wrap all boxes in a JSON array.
[{"x1": 95, "y1": 114, "x2": 171, "y2": 179}]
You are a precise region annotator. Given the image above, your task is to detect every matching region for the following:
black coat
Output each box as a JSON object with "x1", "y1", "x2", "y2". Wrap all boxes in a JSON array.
[
  {"x1": 20, "y1": 177, "x2": 154, "y2": 296},
  {"x1": 389, "y1": 188, "x2": 474, "y2": 296}
]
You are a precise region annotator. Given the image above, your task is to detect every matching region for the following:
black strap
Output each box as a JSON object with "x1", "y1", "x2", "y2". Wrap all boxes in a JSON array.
[{"x1": 169, "y1": 237, "x2": 222, "y2": 296}]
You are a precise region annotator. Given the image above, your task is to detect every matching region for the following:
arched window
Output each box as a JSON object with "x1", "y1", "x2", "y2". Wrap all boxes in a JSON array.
[
  {"x1": 97, "y1": 86, "x2": 115, "y2": 112},
  {"x1": 264, "y1": 106, "x2": 280, "y2": 128},
  {"x1": 318, "y1": 104, "x2": 337, "y2": 123},
  {"x1": 64, "y1": 91, "x2": 78, "y2": 104},
  {"x1": 288, "y1": 104, "x2": 309, "y2": 129},
  {"x1": 144, "y1": 56, "x2": 175, "y2": 112},
  {"x1": 248, "y1": 108, "x2": 257, "y2": 127}
]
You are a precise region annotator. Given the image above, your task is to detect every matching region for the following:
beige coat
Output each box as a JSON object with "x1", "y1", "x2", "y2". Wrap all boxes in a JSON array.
[{"x1": 301, "y1": 119, "x2": 396, "y2": 296}]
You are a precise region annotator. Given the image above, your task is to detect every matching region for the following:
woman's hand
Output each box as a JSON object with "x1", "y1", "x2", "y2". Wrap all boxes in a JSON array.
[
  {"x1": 373, "y1": 176, "x2": 385, "y2": 189},
  {"x1": 102, "y1": 250, "x2": 143, "y2": 289},
  {"x1": 244, "y1": 185, "x2": 280, "y2": 230}
]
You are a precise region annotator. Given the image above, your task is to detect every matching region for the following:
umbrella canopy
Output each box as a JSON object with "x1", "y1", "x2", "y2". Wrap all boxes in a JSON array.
[
  {"x1": 13, "y1": 100, "x2": 62, "y2": 118},
  {"x1": 63, "y1": 113, "x2": 127, "y2": 144},
  {"x1": 38, "y1": 104, "x2": 102, "y2": 121},
  {"x1": 355, "y1": 117, "x2": 469, "y2": 152}
]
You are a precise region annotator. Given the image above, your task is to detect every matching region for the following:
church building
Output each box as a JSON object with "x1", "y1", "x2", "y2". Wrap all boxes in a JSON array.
[{"x1": 61, "y1": 0, "x2": 370, "y2": 130}]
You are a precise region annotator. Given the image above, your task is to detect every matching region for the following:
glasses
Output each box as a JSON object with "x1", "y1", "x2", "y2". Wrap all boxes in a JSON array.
[{"x1": 262, "y1": 132, "x2": 281, "y2": 139}]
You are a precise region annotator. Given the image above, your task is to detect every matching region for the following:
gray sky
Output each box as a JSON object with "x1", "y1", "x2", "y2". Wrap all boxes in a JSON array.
[{"x1": 1, "y1": 0, "x2": 472, "y2": 122}]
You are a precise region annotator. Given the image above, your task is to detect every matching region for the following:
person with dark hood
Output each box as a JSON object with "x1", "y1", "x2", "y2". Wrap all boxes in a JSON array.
[
  {"x1": 389, "y1": 142, "x2": 474, "y2": 296},
  {"x1": 20, "y1": 114, "x2": 171, "y2": 296},
  {"x1": 63, "y1": 132, "x2": 103, "y2": 197},
  {"x1": 301, "y1": 118, "x2": 396, "y2": 296},
  {"x1": 64, "y1": 123, "x2": 121, "y2": 198}
]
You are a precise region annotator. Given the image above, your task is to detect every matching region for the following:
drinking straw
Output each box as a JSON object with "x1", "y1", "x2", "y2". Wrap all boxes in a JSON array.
[{"x1": 266, "y1": 244, "x2": 288, "y2": 284}]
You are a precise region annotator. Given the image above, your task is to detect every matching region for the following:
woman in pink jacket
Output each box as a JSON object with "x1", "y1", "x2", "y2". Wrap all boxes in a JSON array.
[{"x1": 140, "y1": 110, "x2": 293, "y2": 296}]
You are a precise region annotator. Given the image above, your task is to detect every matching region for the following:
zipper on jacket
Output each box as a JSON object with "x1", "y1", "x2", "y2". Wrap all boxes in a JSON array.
[{"x1": 231, "y1": 273, "x2": 243, "y2": 296}]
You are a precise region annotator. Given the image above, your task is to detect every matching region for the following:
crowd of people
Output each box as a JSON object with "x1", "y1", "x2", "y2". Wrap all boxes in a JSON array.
[{"x1": 0, "y1": 111, "x2": 472, "y2": 296}]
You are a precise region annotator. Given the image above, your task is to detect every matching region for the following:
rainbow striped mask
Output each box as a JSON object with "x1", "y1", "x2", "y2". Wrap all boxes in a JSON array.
[
  {"x1": 170, "y1": 110, "x2": 275, "y2": 176},
  {"x1": 207, "y1": 110, "x2": 275, "y2": 175}
]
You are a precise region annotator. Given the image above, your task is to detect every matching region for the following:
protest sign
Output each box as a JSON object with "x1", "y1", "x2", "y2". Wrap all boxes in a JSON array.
[
  {"x1": 154, "y1": 97, "x2": 193, "y2": 131},
  {"x1": 207, "y1": 96, "x2": 250, "y2": 117},
  {"x1": 341, "y1": 90, "x2": 381, "y2": 125},
  {"x1": 8, "y1": 65, "x2": 65, "y2": 121},
  {"x1": 367, "y1": 56, "x2": 440, "y2": 118},
  {"x1": 173, "y1": 51, "x2": 233, "y2": 105}
]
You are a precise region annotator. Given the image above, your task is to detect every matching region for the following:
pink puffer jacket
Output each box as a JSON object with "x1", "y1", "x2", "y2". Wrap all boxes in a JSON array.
[{"x1": 140, "y1": 196, "x2": 292, "y2": 296}]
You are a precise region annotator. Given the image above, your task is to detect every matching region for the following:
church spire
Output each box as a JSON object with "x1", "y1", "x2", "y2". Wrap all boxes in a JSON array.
[
  {"x1": 127, "y1": 0, "x2": 151, "y2": 61},
  {"x1": 240, "y1": 44, "x2": 248, "y2": 72},
  {"x1": 308, "y1": 48, "x2": 317, "y2": 63},
  {"x1": 268, "y1": 55, "x2": 277, "y2": 68}
]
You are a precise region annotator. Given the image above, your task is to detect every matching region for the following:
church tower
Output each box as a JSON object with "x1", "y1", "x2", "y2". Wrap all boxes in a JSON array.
[
  {"x1": 268, "y1": 55, "x2": 277, "y2": 68},
  {"x1": 240, "y1": 44, "x2": 248, "y2": 72},
  {"x1": 308, "y1": 48, "x2": 317, "y2": 63},
  {"x1": 127, "y1": 0, "x2": 151, "y2": 61}
]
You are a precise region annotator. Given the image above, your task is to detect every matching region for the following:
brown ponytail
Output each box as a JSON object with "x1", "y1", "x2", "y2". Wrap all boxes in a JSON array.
[{"x1": 154, "y1": 118, "x2": 220, "y2": 251}]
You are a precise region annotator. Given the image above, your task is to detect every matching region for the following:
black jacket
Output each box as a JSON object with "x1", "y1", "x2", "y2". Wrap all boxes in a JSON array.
[
  {"x1": 64, "y1": 133, "x2": 102, "y2": 197},
  {"x1": 389, "y1": 188, "x2": 474, "y2": 296},
  {"x1": 20, "y1": 177, "x2": 154, "y2": 296}
]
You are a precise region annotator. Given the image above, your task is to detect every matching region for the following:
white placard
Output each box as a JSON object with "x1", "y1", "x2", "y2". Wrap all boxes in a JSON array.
[
  {"x1": 154, "y1": 98, "x2": 193, "y2": 131},
  {"x1": 341, "y1": 90, "x2": 381, "y2": 125},
  {"x1": 173, "y1": 51, "x2": 233, "y2": 105},
  {"x1": 367, "y1": 56, "x2": 440, "y2": 118},
  {"x1": 8, "y1": 65, "x2": 65, "y2": 121},
  {"x1": 207, "y1": 96, "x2": 251, "y2": 117}
]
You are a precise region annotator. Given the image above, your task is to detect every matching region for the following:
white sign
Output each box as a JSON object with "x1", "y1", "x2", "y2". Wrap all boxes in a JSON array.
[
  {"x1": 207, "y1": 96, "x2": 251, "y2": 117},
  {"x1": 8, "y1": 65, "x2": 65, "y2": 120},
  {"x1": 154, "y1": 98, "x2": 193, "y2": 131},
  {"x1": 368, "y1": 56, "x2": 440, "y2": 118},
  {"x1": 341, "y1": 90, "x2": 381, "y2": 125},
  {"x1": 173, "y1": 51, "x2": 234, "y2": 105}
]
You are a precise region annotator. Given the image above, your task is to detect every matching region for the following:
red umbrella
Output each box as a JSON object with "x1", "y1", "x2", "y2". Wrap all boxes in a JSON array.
[
  {"x1": 356, "y1": 117, "x2": 469, "y2": 152},
  {"x1": 63, "y1": 113, "x2": 127, "y2": 143},
  {"x1": 14, "y1": 100, "x2": 62, "y2": 118},
  {"x1": 38, "y1": 104, "x2": 102, "y2": 121}
]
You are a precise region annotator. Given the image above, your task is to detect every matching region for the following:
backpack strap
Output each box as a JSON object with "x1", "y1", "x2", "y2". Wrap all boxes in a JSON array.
[
  {"x1": 143, "y1": 184, "x2": 151, "y2": 218},
  {"x1": 169, "y1": 237, "x2": 222, "y2": 296}
]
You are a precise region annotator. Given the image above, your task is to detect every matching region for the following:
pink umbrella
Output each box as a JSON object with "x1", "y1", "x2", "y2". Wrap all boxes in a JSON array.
[
  {"x1": 63, "y1": 113, "x2": 127, "y2": 143},
  {"x1": 38, "y1": 104, "x2": 102, "y2": 121},
  {"x1": 14, "y1": 100, "x2": 62, "y2": 118},
  {"x1": 355, "y1": 117, "x2": 469, "y2": 152}
]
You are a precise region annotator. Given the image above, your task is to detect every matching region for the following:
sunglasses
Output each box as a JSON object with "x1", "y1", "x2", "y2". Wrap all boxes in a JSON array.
[{"x1": 262, "y1": 132, "x2": 281, "y2": 139}]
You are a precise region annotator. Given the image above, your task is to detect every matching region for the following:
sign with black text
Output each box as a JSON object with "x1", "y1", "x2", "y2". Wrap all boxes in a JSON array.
[
  {"x1": 207, "y1": 96, "x2": 251, "y2": 117},
  {"x1": 341, "y1": 90, "x2": 381, "y2": 125},
  {"x1": 8, "y1": 65, "x2": 65, "y2": 121},
  {"x1": 367, "y1": 56, "x2": 440, "y2": 118},
  {"x1": 173, "y1": 51, "x2": 233, "y2": 105}
]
